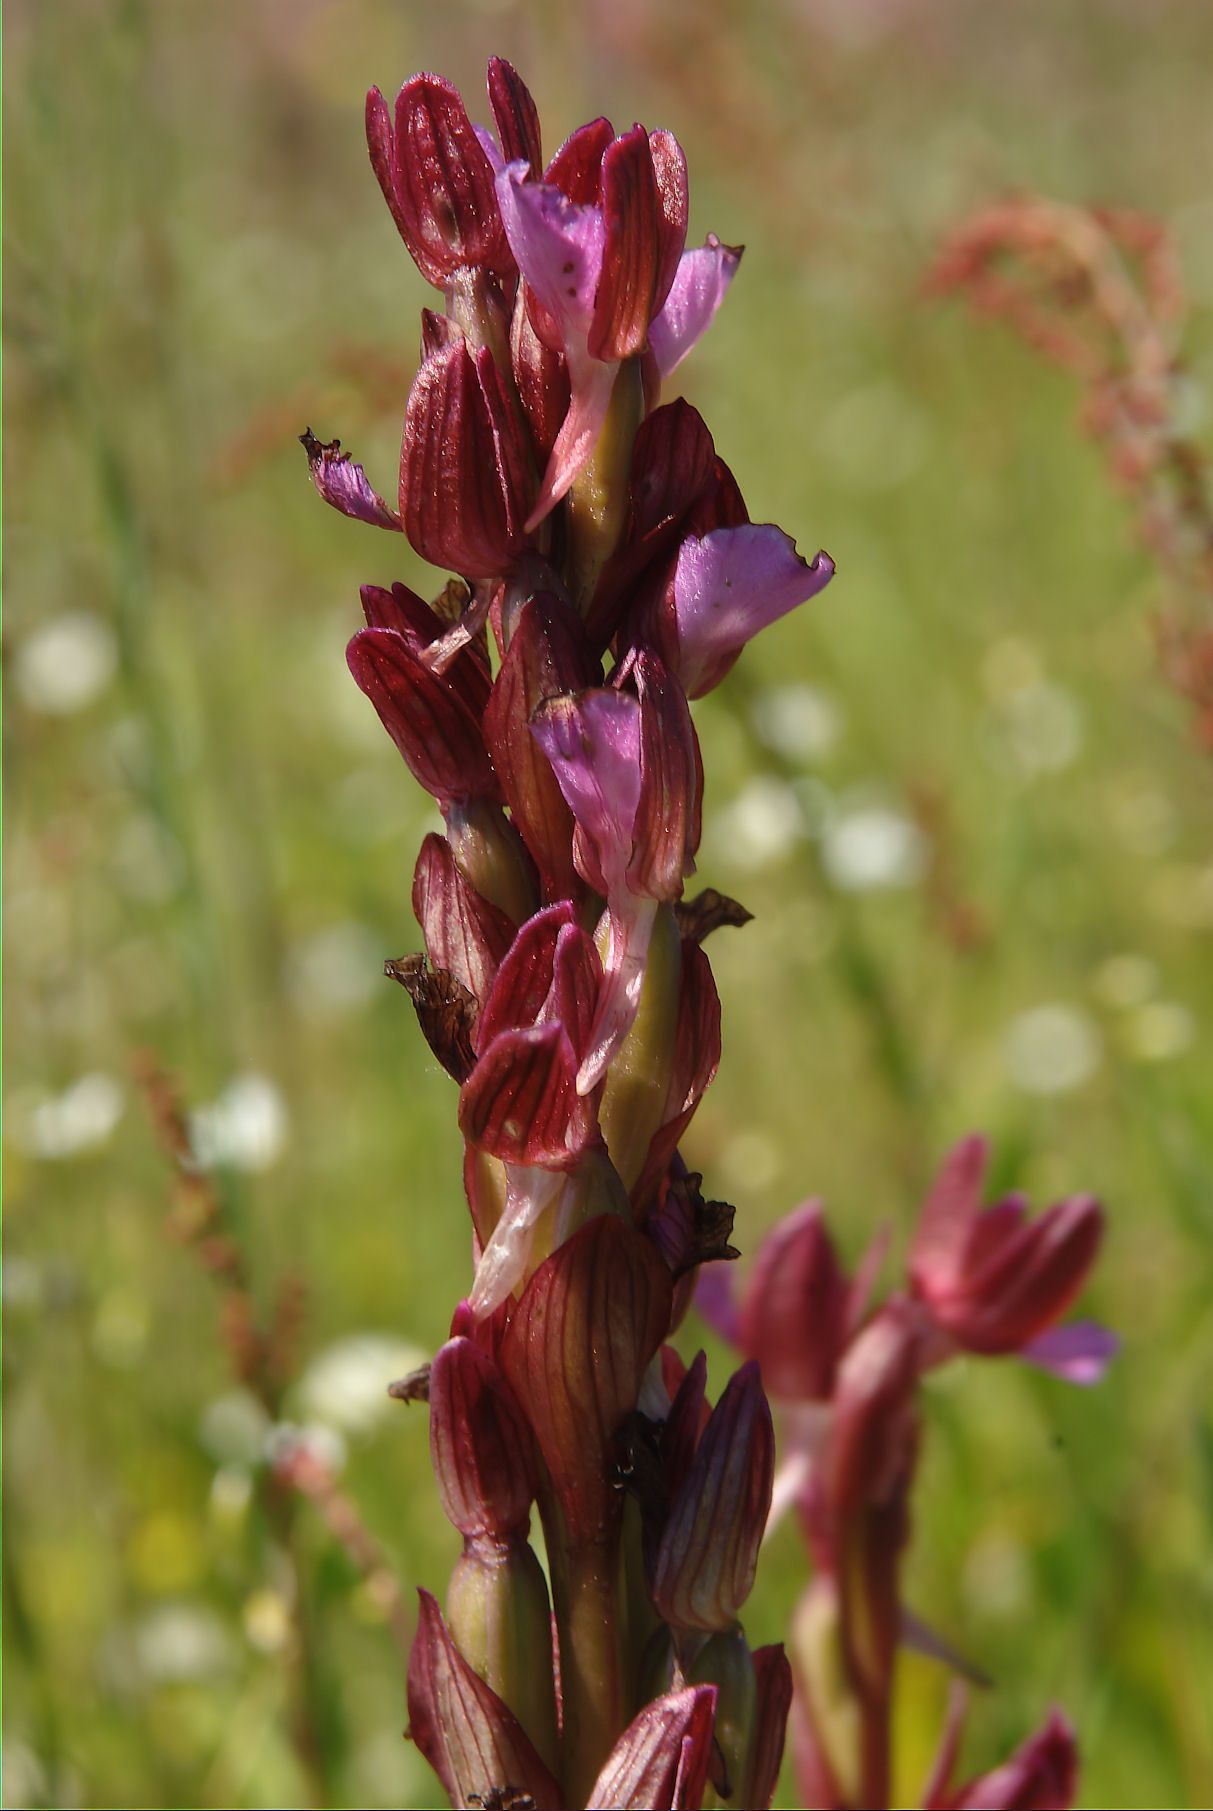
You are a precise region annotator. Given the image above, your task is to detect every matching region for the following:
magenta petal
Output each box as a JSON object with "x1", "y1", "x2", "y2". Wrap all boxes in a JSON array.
[
  {"x1": 495, "y1": 161, "x2": 605, "y2": 345},
  {"x1": 527, "y1": 351, "x2": 620, "y2": 526},
  {"x1": 530, "y1": 688, "x2": 643, "y2": 894},
  {"x1": 672, "y1": 525, "x2": 836, "y2": 698},
  {"x1": 301, "y1": 431, "x2": 402, "y2": 530},
  {"x1": 1020, "y1": 1320, "x2": 1119, "y2": 1385},
  {"x1": 648, "y1": 234, "x2": 742, "y2": 379}
]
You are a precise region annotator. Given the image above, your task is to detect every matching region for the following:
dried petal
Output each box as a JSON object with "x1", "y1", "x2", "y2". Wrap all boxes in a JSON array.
[
  {"x1": 300, "y1": 430, "x2": 402, "y2": 530},
  {"x1": 385, "y1": 954, "x2": 477, "y2": 1082}
]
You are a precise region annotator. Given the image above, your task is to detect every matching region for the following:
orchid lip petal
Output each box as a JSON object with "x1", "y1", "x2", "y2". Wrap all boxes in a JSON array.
[
  {"x1": 495, "y1": 161, "x2": 605, "y2": 344},
  {"x1": 530, "y1": 689, "x2": 644, "y2": 892},
  {"x1": 648, "y1": 234, "x2": 743, "y2": 379},
  {"x1": 1019, "y1": 1319, "x2": 1119, "y2": 1384},
  {"x1": 672, "y1": 525, "x2": 835, "y2": 697},
  {"x1": 468, "y1": 1166, "x2": 566, "y2": 1317},
  {"x1": 526, "y1": 353, "x2": 620, "y2": 527}
]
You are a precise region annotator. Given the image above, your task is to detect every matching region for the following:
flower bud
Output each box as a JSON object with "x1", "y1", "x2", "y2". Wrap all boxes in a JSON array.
[
  {"x1": 428, "y1": 1337, "x2": 536, "y2": 1540},
  {"x1": 446, "y1": 796, "x2": 538, "y2": 927},
  {"x1": 500, "y1": 1214, "x2": 672, "y2": 1545},
  {"x1": 400, "y1": 339, "x2": 536, "y2": 581},
  {"x1": 686, "y1": 1627, "x2": 756, "y2": 1806},
  {"x1": 651, "y1": 1360, "x2": 774, "y2": 1633},
  {"x1": 346, "y1": 625, "x2": 501, "y2": 814},
  {"x1": 909, "y1": 1136, "x2": 1105, "y2": 1360},
  {"x1": 737, "y1": 1201, "x2": 851, "y2": 1402},
  {"x1": 366, "y1": 76, "x2": 512, "y2": 285}
]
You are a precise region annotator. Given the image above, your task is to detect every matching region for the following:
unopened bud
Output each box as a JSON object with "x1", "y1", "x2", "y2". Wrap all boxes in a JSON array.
[
  {"x1": 686, "y1": 1627, "x2": 756, "y2": 1807},
  {"x1": 651, "y1": 1360, "x2": 773, "y2": 1633}
]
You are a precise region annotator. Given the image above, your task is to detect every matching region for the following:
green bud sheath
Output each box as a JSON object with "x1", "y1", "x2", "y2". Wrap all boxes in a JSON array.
[
  {"x1": 598, "y1": 901, "x2": 682, "y2": 1193},
  {"x1": 446, "y1": 1537, "x2": 559, "y2": 1775}
]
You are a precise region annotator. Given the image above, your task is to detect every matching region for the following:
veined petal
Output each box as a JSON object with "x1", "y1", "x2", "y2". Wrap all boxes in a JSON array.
[
  {"x1": 458, "y1": 1022, "x2": 594, "y2": 1167},
  {"x1": 386, "y1": 75, "x2": 512, "y2": 284},
  {"x1": 648, "y1": 235, "x2": 743, "y2": 379},
  {"x1": 483, "y1": 595, "x2": 597, "y2": 902},
  {"x1": 748, "y1": 1645, "x2": 794, "y2": 1811},
  {"x1": 499, "y1": 1214, "x2": 672, "y2": 1545},
  {"x1": 588, "y1": 125, "x2": 662, "y2": 362},
  {"x1": 406, "y1": 1589, "x2": 563, "y2": 1811},
  {"x1": 428, "y1": 1336, "x2": 535, "y2": 1538},
  {"x1": 589, "y1": 1685, "x2": 718, "y2": 1811},
  {"x1": 487, "y1": 56, "x2": 542, "y2": 174},
  {"x1": 651, "y1": 1360, "x2": 774, "y2": 1632},
  {"x1": 672, "y1": 525, "x2": 836, "y2": 699},
  {"x1": 346, "y1": 627, "x2": 498, "y2": 808},
  {"x1": 648, "y1": 129, "x2": 690, "y2": 318}
]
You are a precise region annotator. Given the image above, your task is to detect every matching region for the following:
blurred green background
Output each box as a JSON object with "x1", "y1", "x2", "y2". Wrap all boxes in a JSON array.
[{"x1": 4, "y1": 1, "x2": 1212, "y2": 1806}]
